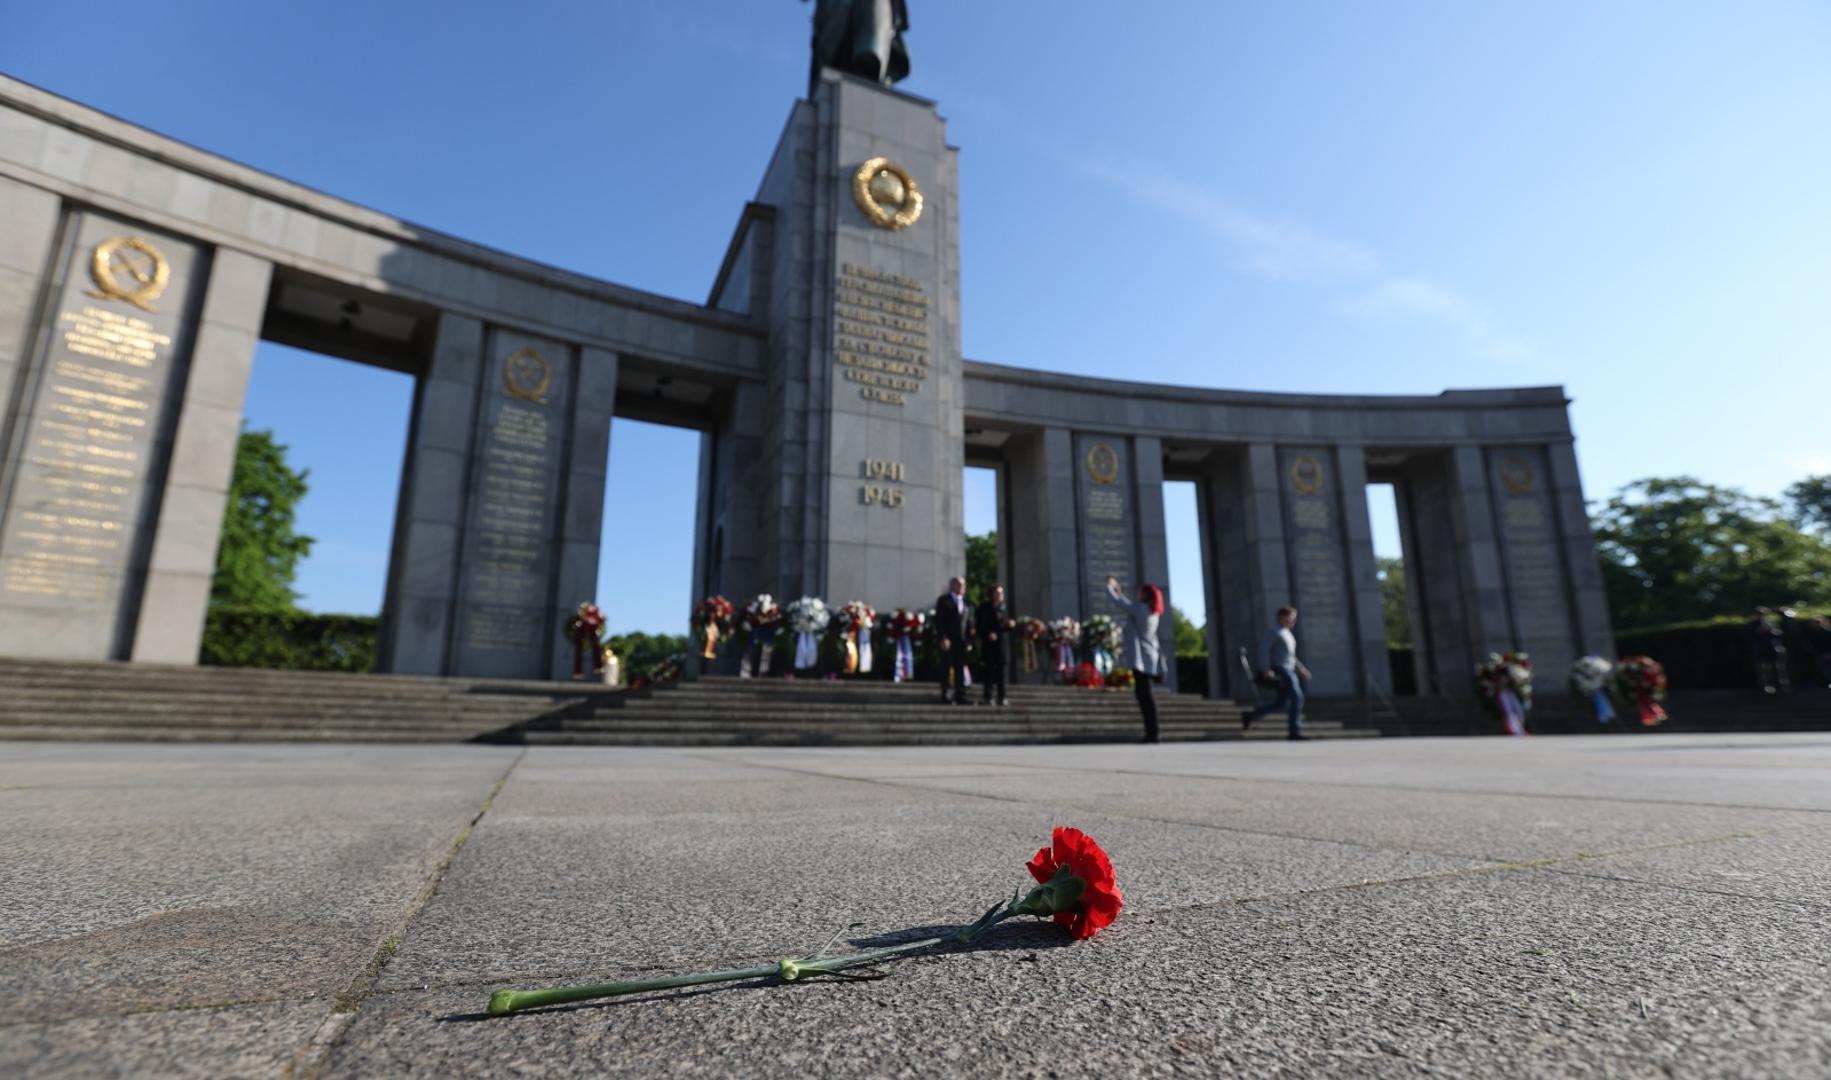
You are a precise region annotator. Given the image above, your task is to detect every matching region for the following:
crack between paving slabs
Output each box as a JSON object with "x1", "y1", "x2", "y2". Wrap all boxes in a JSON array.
[
  {"x1": 282, "y1": 747, "x2": 527, "y2": 1080},
  {"x1": 961, "y1": 757, "x2": 1831, "y2": 818}
]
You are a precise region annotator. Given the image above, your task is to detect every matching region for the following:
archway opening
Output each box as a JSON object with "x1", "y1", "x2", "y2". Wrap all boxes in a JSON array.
[
  {"x1": 597, "y1": 417, "x2": 701, "y2": 677},
  {"x1": 202, "y1": 339, "x2": 413, "y2": 671},
  {"x1": 1365, "y1": 482, "x2": 1417, "y2": 695},
  {"x1": 1164, "y1": 479, "x2": 1208, "y2": 694}
]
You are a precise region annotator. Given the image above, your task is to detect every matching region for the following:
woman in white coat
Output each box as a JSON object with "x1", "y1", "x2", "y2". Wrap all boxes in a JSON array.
[{"x1": 1105, "y1": 575, "x2": 1165, "y2": 743}]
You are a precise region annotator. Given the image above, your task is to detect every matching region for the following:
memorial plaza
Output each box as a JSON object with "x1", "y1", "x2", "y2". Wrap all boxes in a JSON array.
[
  {"x1": 4, "y1": 5, "x2": 1830, "y2": 1077},
  {"x1": 6, "y1": 735, "x2": 1831, "y2": 1077}
]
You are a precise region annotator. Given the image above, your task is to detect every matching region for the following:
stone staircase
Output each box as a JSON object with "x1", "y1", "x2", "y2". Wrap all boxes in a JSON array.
[
  {"x1": 521, "y1": 675, "x2": 1374, "y2": 746},
  {"x1": 0, "y1": 657, "x2": 592, "y2": 743}
]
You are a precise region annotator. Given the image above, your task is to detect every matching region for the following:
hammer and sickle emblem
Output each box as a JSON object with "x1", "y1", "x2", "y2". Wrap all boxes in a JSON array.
[
  {"x1": 502, "y1": 347, "x2": 552, "y2": 404},
  {"x1": 89, "y1": 236, "x2": 171, "y2": 312}
]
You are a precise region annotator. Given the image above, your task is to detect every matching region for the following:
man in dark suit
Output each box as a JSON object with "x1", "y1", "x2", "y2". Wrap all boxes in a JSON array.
[
  {"x1": 975, "y1": 583, "x2": 1014, "y2": 707},
  {"x1": 933, "y1": 575, "x2": 970, "y2": 705}
]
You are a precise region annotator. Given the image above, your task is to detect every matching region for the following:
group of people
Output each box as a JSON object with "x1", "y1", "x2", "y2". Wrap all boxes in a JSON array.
[{"x1": 930, "y1": 576, "x2": 1311, "y2": 744}]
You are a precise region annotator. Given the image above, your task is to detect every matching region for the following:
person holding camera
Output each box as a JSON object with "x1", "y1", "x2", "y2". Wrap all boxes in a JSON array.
[{"x1": 1105, "y1": 575, "x2": 1165, "y2": 743}]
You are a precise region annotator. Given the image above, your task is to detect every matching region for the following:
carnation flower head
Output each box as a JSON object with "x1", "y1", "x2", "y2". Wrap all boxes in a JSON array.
[{"x1": 1019, "y1": 826, "x2": 1123, "y2": 940}]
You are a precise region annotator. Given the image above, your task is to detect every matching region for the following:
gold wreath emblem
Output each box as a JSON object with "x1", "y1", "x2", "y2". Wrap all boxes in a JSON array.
[
  {"x1": 1499, "y1": 454, "x2": 1535, "y2": 494},
  {"x1": 852, "y1": 157, "x2": 924, "y2": 231},
  {"x1": 502, "y1": 347, "x2": 551, "y2": 404},
  {"x1": 1290, "y1": 455, "x2": 1326, "y2": 496},
  {"x1": 1085, "y1": 443, "x2": 1120, "y2": 486},
  {"x1": 89, "y1": 236, "x2": 170, "y2": 312}
]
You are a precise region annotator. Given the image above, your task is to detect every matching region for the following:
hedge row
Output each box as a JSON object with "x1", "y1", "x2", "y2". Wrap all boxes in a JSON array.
[{"x1": 200, "y1": 608, "x2": 378, "y2": 672}]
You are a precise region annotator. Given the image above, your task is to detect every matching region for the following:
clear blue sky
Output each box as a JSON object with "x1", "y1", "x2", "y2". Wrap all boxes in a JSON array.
[{"x1": 9, "y1": 2, "x2": 1829, "y2": 635}]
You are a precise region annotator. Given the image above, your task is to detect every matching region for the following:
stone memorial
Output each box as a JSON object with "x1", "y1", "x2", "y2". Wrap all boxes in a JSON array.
[{"x1": 0, "y1": 11, "x2": 1616, "y2": 699}]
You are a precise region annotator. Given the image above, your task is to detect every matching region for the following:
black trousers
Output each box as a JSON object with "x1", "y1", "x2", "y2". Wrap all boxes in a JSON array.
[
  {"x1": 981, "y1": 655, "x2": 1007, "y2": 703},
  {"x1": 939, "y1": 643, "x2": 967, "y2": 702},
  {"x1": 1134, "y1": 675, "x2": 1159, "y2": 742}
]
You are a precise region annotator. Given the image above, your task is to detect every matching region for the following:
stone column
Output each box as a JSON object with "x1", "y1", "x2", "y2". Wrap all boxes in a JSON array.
[
  {"x1": 447, "y1": 329, "x2": 574, "y2": 680},
  {"x1": 0, "y1": 211, "x2": 210, "y2": 660},
  {"x1": 1335, "y1": 446, "x2": 1390, "y2": 696},
  {"x1": 1131, "y1": 435, "x2": 1176, "y2": 690},
  {"x1": 1194, "y1": 465, "x2": 1231, "y2": 699},
  {"x1": 0, "y1": 178, "x2": 60, "y2": 450},
  {"x1": 376, "y1": 313, "x2": 484, "y2": 675},
  {"x1": 1276, "y1": 446, "x2": 1362, "y2": 696},
  {"x1": 1006, "y1": 427, "x2": 1079, "y2": 627},
  {"x1": 1546, "y1": 441, "x2": 1613, "y2": 656},
  {"x1": 130, "y1": 250, "x2": 272, "y2": 663},
  {"x1": 544, "y1": 346, "x2": 616, "y2": 681},
  {"x1": 1447, "y1": 445, "x2": 1513, "y2": 659},
  {"x1": 1203, "y1": 445, "x2": 1292, "y2": 701}
]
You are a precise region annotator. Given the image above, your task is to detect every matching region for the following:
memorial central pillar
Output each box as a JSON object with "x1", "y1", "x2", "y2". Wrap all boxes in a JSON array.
[{"x1": 750, "y1": 71, "x2": 964, "y2": 611}]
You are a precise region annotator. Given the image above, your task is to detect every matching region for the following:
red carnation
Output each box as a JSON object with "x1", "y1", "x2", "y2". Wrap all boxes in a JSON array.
[{"x1": 1021, "y1": 826, "x2": 1123, "y2": 940}]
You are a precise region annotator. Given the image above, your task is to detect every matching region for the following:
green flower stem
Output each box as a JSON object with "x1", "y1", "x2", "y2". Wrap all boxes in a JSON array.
[{"x1": 485, "y1": 876, "x2": 1077, "y2": 1018}]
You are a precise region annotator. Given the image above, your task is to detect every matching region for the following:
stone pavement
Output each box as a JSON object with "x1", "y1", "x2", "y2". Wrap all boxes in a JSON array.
[{"x1": 3, "y1": 736, "x2": 1829, "y2": 1078}]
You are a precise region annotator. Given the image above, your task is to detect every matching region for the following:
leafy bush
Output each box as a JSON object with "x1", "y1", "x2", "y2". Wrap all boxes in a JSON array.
[
  {"x1": 201, "y1": 608, "x2": 377, "y2": 672},
  {"x1": 1615, "y1": 611, "x2": 1825, "y2": 690}
]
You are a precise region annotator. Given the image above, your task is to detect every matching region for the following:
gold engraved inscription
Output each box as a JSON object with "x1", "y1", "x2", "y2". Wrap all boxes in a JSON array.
[
  {"x1": 1, "y1": 303, "x2": 173, "y2": 599},
  {"x1": 861, "y1": 459, "x2": 907, "y2": 508},
  {"x1": 834, "y1": 263, "x2": 930, "y2": 408}
]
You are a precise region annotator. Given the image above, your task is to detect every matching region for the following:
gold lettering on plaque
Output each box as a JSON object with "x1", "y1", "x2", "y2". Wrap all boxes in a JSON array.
[
  {"x1": 1289, "y1": 455, "x2": 1326, "y2": 495},
  {"x1": 861, "y1": 459, "x2": 907, "y2": 508},
  {"x1": 1085, "y1": 443, "x2": 1120, "y2": 486},
  {"x1": 851, "y1": 157, "x2": 924, "y2": 230},
  {"x1": 834, "y1": 263, "x2": 929, "y2": 408},
  {"x1": 88, "y1": 237, "x2": 171, "y2": 312},
  {"x1": 502, "y1": 347, "x2": 551, "y2": 404}
]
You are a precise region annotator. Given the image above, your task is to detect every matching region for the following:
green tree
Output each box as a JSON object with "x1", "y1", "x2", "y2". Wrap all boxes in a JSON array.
[
  {"x1": 1170, "y1": 606, "x2": 1206, "y2": 656},
  {"x1": 1787, "y1": 474, "x2": 1831, "y2": 534},
  {"x1": 606, "y1": 631, "x2": 690, "y2": 675},
  {"x1": 964, "y1": 530, "x2": 998, "y2": 604},
  {"x1": 1377, "y1": 556, "x2": 1411, "y2": 647},
  {"x1": 210, "y1": 429, "x2": 314, "y2": 612},
  {"x1": 1592, "y1": 476, "x2": 1831, "y2": 629}
]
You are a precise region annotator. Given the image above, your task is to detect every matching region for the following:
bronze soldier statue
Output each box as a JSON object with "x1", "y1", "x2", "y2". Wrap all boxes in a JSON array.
[{"x1": 804, "y1": 0, "x2": 910, "y2": 92}]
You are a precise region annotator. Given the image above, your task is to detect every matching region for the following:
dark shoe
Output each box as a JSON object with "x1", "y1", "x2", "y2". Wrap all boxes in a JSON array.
[
  {"x1": 1242, "y1": 712, "x2": 1255, "y2": 731},
  {"x1": 1287, "y1": 732, "x2": 1310, "y2": 741}
]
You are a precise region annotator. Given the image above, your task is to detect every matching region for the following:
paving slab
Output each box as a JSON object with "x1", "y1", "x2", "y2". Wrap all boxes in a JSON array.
[
  {"x1": 377, "y1": 750, "x2": 1489, "y2": 991},
  {"x1": 328, "y1": 868, "x2": 1831, "y2": 1079},
  {"x1": 0, "y1": 1001, "x2": 324, "y2": 1080},
  {"x1": 0, "y1": 743, "x2": 515, "y2": 1024}
]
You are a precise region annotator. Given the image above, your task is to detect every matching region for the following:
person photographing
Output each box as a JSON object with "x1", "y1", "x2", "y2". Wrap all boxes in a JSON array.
[{"x1": 1105, "y1": 576, "x2": 1165, "y2": 743}]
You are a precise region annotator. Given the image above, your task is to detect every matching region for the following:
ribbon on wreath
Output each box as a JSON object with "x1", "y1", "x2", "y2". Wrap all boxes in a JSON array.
[
  {"x1": 858, "y1": 632, "x2": 873, "y2": 674},
  {"x1": 701, "y1": 623, "x2": 720, "y2": 660},
  {"x1": 1022, "y1": 639, "x2": 1037, "y2": 673},
  {"x1": 1054, "y1": 642, "x2": 1074, "y2": 675},
  {"x1": 1591, "y1": 689, "x2": 1615, "y2": 724},
  {"x1": 893, "y1": 636, "x2": 915, "y2": 682},
  {"x1": 794, "y1": 631, "x2": 819, "y2": 670},
  {"x1": 741, "y1": 629, "x2": 776, "y2": 679},
  {"x1": 1499, "y1": 689, "x2": 1528, "y2": 737},
  {"x1": 1633, "y1": 692, "x2": 1667, "y2": 727},
  {"x1": 842, "y1": 632, "x2": 860, "y2": 675},
  {"x1": 1093, "y1": 648, "x2": 1113, "y2": 676}
]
